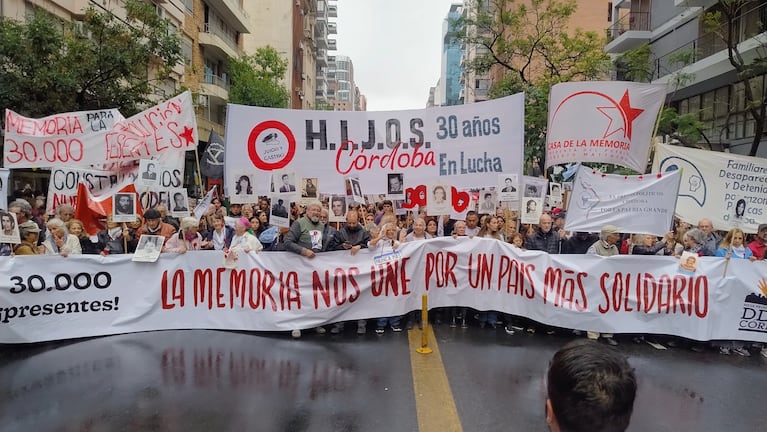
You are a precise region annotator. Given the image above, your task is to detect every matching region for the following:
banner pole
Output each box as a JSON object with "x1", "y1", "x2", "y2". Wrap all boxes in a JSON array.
[
  {"x1": 646, "y1": 106, "x2": 666, "y2": 174},
  {"x1": 194, "y1": 147, "x2": 205, "y2": 196},
  {"x1": 122, "y1": 222, "x2": 128, "y2": 254}
]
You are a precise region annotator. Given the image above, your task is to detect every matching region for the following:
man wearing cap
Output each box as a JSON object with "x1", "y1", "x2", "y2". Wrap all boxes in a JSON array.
[
  {"x1": 13, "y1": 221, "x2": 43, "y2": 255},
  {"x1": 137, "y1": 209, "x2": 177, "y2": 241},
  {"x1": 552, "y1": 208, "x2": 567, "y2": 232},
  {"x1": 748, "y1": 223, "x2": 767, "y2": 260},
  {"x1": 585, "y1": 225, "x2": 621, "y2": 345}
]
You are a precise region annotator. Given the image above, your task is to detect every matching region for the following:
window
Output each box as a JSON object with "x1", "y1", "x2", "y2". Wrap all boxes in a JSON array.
[
  {"x1": 184, "y1": 0, "x2": 194, "y2": 13},
  {"x1": 182, "y1": 37, "x2": 193, "y2": 66}
]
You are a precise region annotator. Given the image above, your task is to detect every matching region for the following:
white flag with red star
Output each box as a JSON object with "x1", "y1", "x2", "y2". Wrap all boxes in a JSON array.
[{"x1": 545, "y1": 81, "x2": 665, "y2": 173}]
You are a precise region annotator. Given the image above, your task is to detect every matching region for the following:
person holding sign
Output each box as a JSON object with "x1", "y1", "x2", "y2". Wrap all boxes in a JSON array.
[
  {"x1": 368, "y1": 220, "x2": 403, "y2": 334},
  {"x1": 585, "y1": 225, "x2": 621, "y2": 346},
  {"x1": 715, "y1": 228, "x2": 755, "y2": 260}
]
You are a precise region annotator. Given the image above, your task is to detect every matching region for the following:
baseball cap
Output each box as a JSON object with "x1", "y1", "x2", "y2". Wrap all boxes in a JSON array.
[{"x1": 759, "y1": 223, "x2": 767, "y2": 232}]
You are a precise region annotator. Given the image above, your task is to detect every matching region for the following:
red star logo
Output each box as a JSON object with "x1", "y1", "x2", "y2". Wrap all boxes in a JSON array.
[
  {"x1": 180, "y1": 126, "x2": 195, "y2": 146},
  {"x1": 596, "y1": 90, "x2": 644, "y2": 140}
]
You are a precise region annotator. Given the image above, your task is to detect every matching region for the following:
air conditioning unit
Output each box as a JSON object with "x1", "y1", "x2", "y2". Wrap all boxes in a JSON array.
[
  {"x1": 198, "y1": 94, "x2": 209, "y2": 107},
  {"x1": 301, "y1": 73, "x2": 307, "y2": 80}
]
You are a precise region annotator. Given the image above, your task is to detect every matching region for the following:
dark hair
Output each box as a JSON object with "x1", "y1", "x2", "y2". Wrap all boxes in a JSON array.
[
  {"x1": 236, "y1": 175, "x2": 252, "y2": 194},
  {"x1": 526, "y1": 199, "x2": 536, "y2": 210},
  {"x1": 547, "y1": 340, "x2": 636, "y2": 432},
  {"x1": 146, "y1": 163, "x2": 155, "y2": 171},
  {"x1": 433, "y1": 186, "x2": 446, "y2": 198},
  {"x1": 174, "y1": 192, "x2": 184, "y2": 201},
  {"x1": 1, "y1": 211, "x2": 16, "y2": 230},
  {"x1": 735, "y1": 198, "x2": 746, "y2": 217}
]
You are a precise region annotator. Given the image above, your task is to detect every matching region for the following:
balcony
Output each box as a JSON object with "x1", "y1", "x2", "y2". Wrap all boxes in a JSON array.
[
  {"x1": 200, "y1": 22, "x2": 239, "y2": 59},
  {"x1": 327, "y1": 23, "x2": 337, "y2": 34},
  {"x1": 328, "y1": 4, "x2": 337, "y2": 18},
  {"x1": 205, "y1": 0, "x2": 250, "y2": 33},
  {"x1": 604, "y1": 11, "x2": 651, "y2": 53},
  {"x1": 200, "y1": 74, "x2": 229, "y2": 105},
  {"x1": 316, "y1": 51, "x2": 328, "y2": 67},
  {"x1": 674, "y1": 0, "x2": 717, "y2": 8},
  {"x1": 327, "y1": 39, "x2": 337, "y2": 51}
]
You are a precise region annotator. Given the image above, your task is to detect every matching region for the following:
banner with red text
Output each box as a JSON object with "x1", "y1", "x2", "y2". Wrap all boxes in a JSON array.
[
  {"x1": 565, "y1": 169, "x2": 680, "y2": 236},
  {"x1": 545, "y1": 81, "x2": 665, "y2": 173},
  {"x1": 1, "y1": 238, "x2": 766, "y2": 344},
  {"x1": 4, "y1": 92, "x2": 197, "y2": 168},
  {"x1": 653, "y1": 143, "x2": 767, "y2": 234},
  {"x1": 224, "y1": 95, "x2": 524, "y2": 213}
]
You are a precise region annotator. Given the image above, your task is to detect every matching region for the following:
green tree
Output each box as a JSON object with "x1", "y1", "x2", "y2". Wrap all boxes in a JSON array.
[
  {"x1": 703, "y1": 0, "x2": 767, "y2": 156},
  {"x1": 228, "y1": 47, "x2": 290, "y2": 108},
  {"x1": 0, "y1": 0, "x2": 182, "y2": 118},
  {"x1": 454, "y1": 0, "x2": 610, "y2": 167}
]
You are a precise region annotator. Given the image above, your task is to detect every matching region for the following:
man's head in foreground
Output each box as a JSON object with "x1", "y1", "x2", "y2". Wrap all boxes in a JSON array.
[{"x1": 546, "y1": 340, "x2": 636, "y2": 432}]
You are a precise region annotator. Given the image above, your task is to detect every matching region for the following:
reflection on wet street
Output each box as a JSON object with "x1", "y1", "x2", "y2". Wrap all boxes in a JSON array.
[{"x1": 0, "y1": 327, "x2": 765, "y2": 431}]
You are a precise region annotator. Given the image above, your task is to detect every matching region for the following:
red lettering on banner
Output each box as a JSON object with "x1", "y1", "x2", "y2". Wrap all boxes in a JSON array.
[
  {"x1": 451, "y1": 187, "x2": 471, "y2": 212},
  {"x1": 424, "y1": 251, "x2": 458, "y2": 290},
  {"x1": 543, "y1": 267, "x2": 588, "y2": 311},
  {"x1": 597, "y1": 272, "x2": 709, "y2": 317},
  {"x1": 498, "y1": 256, "x2": 535, "y2": 298},
  {"x1": 401, "y1": 185, "x2": 426, "y2": 209},
  {"x1": 335, "y1": 141, "x2": 435, "y2": 175},
  {"x1": 161, "y1": 269, "x2": 185, "y2": 309},
  {"x1": 370, "y1": 258, "x2": 412, "y2": 297},
  {"x1": 467, "y1": 253, "x2": 494, "y2": 290},
  {"x1": 312, "y1": 267, "x2": 362, "y2": 309},
  {"x1": 5, "y1": 111, "x2": 84, "y2": 136}
]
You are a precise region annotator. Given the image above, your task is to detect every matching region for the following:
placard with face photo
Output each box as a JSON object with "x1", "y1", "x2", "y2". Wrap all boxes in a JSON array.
[
  {"x1": 328, "y1": 194, "x2": 347, "y2": 223},
  {"x1": 271, "y1": 170, "x2": 298, "y2": 194},
  {"x1": 346, "y1": 177, "x2": 365, "y2": 204},
  {"x1": 136, "y1": 159, "x2": 160, "y2": 189},
  {"x1": 269, "y1": 193, "x2": 292, "y2": 228},
  {"x1": 427, "y1": 182, "x2": 452, "y2": 216},
  {"x1": 477, "y1": 188, "x2": 498, "y2": 215},
  {"x1": 113, "y1": 192, "x2": 137, "y2": 223},
  {"x1": 301, "y1": 177, "x2": 319, "y2": 199},
  {"x1": 549, "y1": 182, "x2": 563, "y2": 203},
  {"x1": 497, "y1": 174, "x2": 520, "y2": 202},
  {"x1": 521, "y1": 197, "x2": 544, "y2": 225},
  {"x1": 230, "y1": 172, "x2": 256, "y2": 204},
  {"x1": 132, "y1": 234, "x2": 165, "y2": 263},
  {"x1": 387, "y1": 173, "x2": 405, "y2": 199},
  {"x1": 0, "y1": 211, "x2": 20, "y2": 244},
  {"x1": 169, "y1": 189, "x2": 190, "y2": 217}
]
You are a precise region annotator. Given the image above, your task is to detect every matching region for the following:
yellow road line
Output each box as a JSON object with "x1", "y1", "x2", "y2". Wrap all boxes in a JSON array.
[{"x1": 408, "y1": 326, "x2": 463, "y2": 432}]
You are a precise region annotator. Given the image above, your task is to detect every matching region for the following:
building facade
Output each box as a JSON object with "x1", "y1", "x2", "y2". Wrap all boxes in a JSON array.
[
  {"x1": 314, "y1": 0, "x2": 338, "y2": 109},
  {"x1": 606, "y1": 0, "x2": 767, "y2": 155},
  {"x1": 440, "y1": 3, "x2": 464, "y2": 106}
]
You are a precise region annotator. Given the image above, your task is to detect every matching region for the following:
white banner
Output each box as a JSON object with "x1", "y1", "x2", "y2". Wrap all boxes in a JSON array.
[
  {"x1": 564, "y1": 169, "x2": 680, "y2": 235},
  {"x1": 224, "y1": 95, "x2": 525, "y2": 212},
  {"x1": 654, "y1": 143, "x2": 767, "y2": 233},
  {"x1": 2, "y1": 238, "x2": 767, "y2": 344},
  {"x1": 0, "y1": 168, "x2": 9, "y2": 210},
  {"x1": 545, "y1": 81, "x2": 666, "y2": 172},
  {"x1": 4, "y1": 92, "x2": 197, "y2": 168},
  {"x1": 45, "y1": 152, "x2": 185, "y2": 215}
]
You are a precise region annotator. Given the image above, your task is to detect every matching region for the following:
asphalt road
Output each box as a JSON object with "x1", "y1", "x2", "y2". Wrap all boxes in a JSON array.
[{"x1": 0, "y1": 321, "x2": 765, "y2": 432}]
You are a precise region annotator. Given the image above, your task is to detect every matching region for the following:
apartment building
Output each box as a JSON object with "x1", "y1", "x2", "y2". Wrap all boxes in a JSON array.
[{"x1": 606, "y1": 0, "x2": 767, "y2": 156}]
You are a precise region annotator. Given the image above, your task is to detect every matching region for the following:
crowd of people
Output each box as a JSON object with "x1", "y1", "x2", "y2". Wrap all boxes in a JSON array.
[{"x1": 2, "y1": 192, "x2": 766, "y2": 358}]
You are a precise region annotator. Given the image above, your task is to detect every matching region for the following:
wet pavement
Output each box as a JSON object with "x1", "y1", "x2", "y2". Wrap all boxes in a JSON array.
[{"x1": 1, "y1": 322, "x2": 766, "y2": 432}]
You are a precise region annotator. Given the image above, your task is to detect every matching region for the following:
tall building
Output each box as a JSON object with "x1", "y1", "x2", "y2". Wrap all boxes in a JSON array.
[
  {"x1": 333, "y1": 55, "x2": 356, "y2": 111},
  {"x1": 314, "y1": 0, "x2": 338, "y2": 109},
  {"x1": 440, "y1": 3, "x2": 464, "y2": 106},
  {"x1": 460, "y1": 0, "x2": 492, "y2": 104},
  {"x1": 605, "y1": 0, "x2": 767, "y2": 155},
  {"x1": 242, "y1": 0, "x2": 316, "y2": 111}
]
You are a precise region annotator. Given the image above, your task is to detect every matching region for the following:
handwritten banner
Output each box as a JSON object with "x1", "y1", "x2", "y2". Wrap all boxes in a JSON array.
[
  {"x1": 565, "y1": 169, "x2": 680, "y2": 235},
  {"x1": 4, "y1": 92, "x2": 197, "y2": 169},
  {"x1": 1, "y1": 238, "x2": 766, "y2": 344},
  {"x1": 654, "y1": 143, "x2": 767, "y2": 233},
  {"x1": 224, "y1": 94, "x2": 525, "y2": 205},
  {"x1": 545, "y1": 81, "x2": 665, "y2": 172}
]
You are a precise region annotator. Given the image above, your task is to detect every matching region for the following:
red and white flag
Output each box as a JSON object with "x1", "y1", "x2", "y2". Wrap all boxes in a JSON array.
[
  {"x1": 545, "y1": 81, "x2": 666, "y2": 173},
  {"x1": 74, "y1": 180, "x2": 142, "y2": 235}
]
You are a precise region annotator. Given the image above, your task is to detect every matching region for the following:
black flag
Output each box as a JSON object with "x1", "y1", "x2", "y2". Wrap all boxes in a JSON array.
[{"x1": 200, "y1": 130, "x2": 225, "y2": 179}]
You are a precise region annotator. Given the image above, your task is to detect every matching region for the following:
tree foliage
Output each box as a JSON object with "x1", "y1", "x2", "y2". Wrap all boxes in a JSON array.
[
  {"x1": 228, "y1": 46, "x2": 290, "y2": 108},
  {"x1": 454, "y1": 0, "x2": 610, "y2": 168},
  {"x1": 0, "y1": 0, "x2": 182, "y2": 118},
  {"x1": 703, "y1": 0, "x2": 767, "y2": 156}
]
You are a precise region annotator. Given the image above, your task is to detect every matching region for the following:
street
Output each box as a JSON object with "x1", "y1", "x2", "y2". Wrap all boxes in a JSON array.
[{"x1": 0, "y1": 323, "x2": 765, "y2": 431}]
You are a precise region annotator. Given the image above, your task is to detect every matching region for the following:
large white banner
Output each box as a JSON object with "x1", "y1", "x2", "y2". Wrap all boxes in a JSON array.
[
  {"x1": 654, "y1": 143, "x2": 767, "y2": 233},
  {"x1": 45, "y1": 152, "x2": 186, "y2": 215},
  {"x1": 2, "y1": 238, "x2": 767, "y2": 344},
  {"x1": 545, "y1": 81, "x2": 665, "y2": 173},
  {"x1": 565, "y1": 169, "x2": 680, "y2": 235},
  {"x1": 224, "y1": 95, "x2": 525, "y2": 211},
  {"x1": 0, "y1": 168, "x2": 9, "y2": 210},
  {"x1": 4, "y1": 92, "x2": 197, "y2": 168}
]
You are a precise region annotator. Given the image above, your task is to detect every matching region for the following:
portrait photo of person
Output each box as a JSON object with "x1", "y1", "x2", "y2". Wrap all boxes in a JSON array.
[
  {"x1": 387, "y1": 173, "x2": 404, "y2": 196},
  {"x1": 526, "y1": 199, "x2": 538, "y2": 214},
  {"x1": 734, "y1": 198, "x2": 746, "y2": 219},
  {"x1": 113, "y1": 193, "x2": 136, "y2": 223},
  {"x1": 272, "y1": 198, "x2": 289, "y2": 218},
  {"x1": 502, "y1": 177, "x2": 517, "y2": 193},
  {"x1": 235, "y1": 175, "x2": 253, "y2": 195},
  {"x1": 498, "y1": 174, "x2": 520, "y2": 203},
  {"x1": 479, "y1": 190, "x2": 496, "y2": 214},
  {"x1": 172, "y1": 192, "x2": 188, "y2": 212},
  {"x1": 0, "y1": 211, "x2": 20, "y2": 244},
  {"x1": 278, "y1": 173, "x2": 296, "y2": 193},
  {"x1": 524, "y1": 184, "x2": 540, "y2": 198},
  {"x1": 550, "y1": 182, "x2": 562, "y2": 199},
  {"x1": 433, "y1": 185, "x2": 447, "y2": 204},
  {"x1": 330, "y1": 195, "x2": 347, "y2": 219},
  {"x1": 678, "y1": 251, "x2": 699, "y2": 276},
  {"x1": 302, "y1": 178, "x2": 318, "y2": 198},
  {"x1": 132, "y1": 234, "x2": 165, "y2": 263},
  {"x1": 142, "y1": 162, "x2": 157, "y2": 180}
]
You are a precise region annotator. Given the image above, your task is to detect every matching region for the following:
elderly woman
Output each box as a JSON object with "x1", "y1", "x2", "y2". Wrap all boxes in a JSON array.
[
  {"x1": 13, "y1": 221, "x2": 43, "y2": 255},
  {"x1": 67, "y1": 219, "x2": 102, "y2": 255},
  {"x1": 202, "y1": 215, "x2": 234, "y2": 250},
  {"x1": 226, "y1": 218, "x2": 263, "y2": 254},
  {"x1": 164, "y1": 216, "x2": 203, "y2": 253},
  {"x1": 42, "y1": 218, "x2": 82, "y2": 256},
  {"x1": 681, "y1": 228, "x2": 707, "y2": 256}
]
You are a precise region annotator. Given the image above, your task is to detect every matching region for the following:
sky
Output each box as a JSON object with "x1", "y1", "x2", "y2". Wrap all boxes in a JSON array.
[{"x1": 335, "y1": 0, "x2": 460, "y2": 112}]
